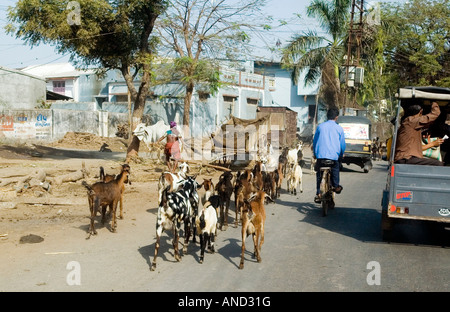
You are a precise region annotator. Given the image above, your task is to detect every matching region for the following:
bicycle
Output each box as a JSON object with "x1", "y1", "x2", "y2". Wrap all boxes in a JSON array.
[{"x1": 319, "y1": 161, "x2": 335, "y2": 217}]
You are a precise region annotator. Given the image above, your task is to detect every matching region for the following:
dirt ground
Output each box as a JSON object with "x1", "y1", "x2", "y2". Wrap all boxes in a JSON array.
[{"x1": 0, "y1": 132, "x2": 224, "y2": 245}]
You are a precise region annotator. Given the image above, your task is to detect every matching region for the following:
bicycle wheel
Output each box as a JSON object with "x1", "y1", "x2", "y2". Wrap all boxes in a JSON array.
[
  {"x1": 322, "y1": 198, "x2": 328, "y2": 216},
  {"x1": 320, "y1": 170, "x2": 329, "y2": 216},
  {"x1": 329, "y1": 195, "x2": 335, "y2": 210}
]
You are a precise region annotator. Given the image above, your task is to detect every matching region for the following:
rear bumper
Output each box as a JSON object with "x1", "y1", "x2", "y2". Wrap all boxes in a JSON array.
[{"x1": 342, "y1": 153, "x2": 372, "y2": 167}]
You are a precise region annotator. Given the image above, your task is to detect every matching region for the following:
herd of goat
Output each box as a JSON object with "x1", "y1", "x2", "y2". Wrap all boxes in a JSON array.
[{"x1": 81, "y1": 142, "x2": 306, "y2": 270}]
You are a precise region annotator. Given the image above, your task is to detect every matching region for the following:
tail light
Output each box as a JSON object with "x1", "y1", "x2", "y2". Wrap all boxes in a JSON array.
[{"x1": 391, "y1": 204, "x2": 409, "y2": 214}]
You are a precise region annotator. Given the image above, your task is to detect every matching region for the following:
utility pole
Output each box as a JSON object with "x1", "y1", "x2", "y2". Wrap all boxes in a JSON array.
[{"x1": 343, "y1": 0, "x2": 365, "y2": 115}]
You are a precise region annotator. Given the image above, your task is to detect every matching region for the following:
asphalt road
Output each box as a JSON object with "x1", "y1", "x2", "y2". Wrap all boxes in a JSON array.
[{"x1": 1, "y1": 159, "x2": 450, "y2": 294}]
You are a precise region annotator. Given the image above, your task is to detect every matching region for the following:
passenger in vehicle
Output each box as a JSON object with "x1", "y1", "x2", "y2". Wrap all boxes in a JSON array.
[
  {"x1": 394, "y1": 101, "x2": 444, "y2": 166},
  {"x1": 428, "y1": 103, "x2": 450, "y2": 165},
  {"x1": 421, "y1": 132, "x2": 444, "y2": 161}
]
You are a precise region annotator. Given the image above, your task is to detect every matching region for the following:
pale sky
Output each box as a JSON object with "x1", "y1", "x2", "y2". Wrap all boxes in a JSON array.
[{"x1": 0, "y1": 0, "x2": 404, "y2": 69}]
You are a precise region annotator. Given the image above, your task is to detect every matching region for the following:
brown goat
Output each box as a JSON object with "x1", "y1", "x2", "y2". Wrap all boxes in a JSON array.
[
  {"x1": 82, "y1": 164, "x2": 130, "y2": 236},
  {"x1": 252, "y1": 161, "x2": 264, "y2": 191},
  {"x1": 99, "y1": 166, "x2": 115, "y2": 183},
  {"x1": 263, "y1": 171, "x2": 276, "y2": 203},
  {"x1": 215, "y1": 171, "x2": 234, "y2": 230},
  {"x1": 200, "y1": 178, "x2": 215, "y2": 206},
  {"x1": 278, "y1": 146, "x2": 289, "y2": 176},
  {"x1": 234, "y1": 170, "x2": 257, "y2": 227},
  {"x1": 275, "y1": 163, "x2": 283, "y2": 198},
  {"x1": 239, "y1": 190, "x2": 268, "y2": 270},
  {"x1": 99, "y1": 166, "x2": 131, "y2": 219}
]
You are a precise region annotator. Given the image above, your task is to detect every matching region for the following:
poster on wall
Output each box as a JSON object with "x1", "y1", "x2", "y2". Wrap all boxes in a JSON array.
[
  {"x1": 14, "y1": 113, "x2": 35, "y2": 139},
  {"x1": 0, "y1": 115, "x2": 14, "y2": 132},
  {"x1": 35, "y1": 113, "x2": 52, "y2": 139},
  {"x1": 0, "y1": 111, "x2": 52, "y2": 140}
]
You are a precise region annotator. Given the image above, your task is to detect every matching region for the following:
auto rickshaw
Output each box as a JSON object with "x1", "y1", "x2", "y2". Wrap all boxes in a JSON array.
[
  {"x1": 381, "y1": 86, "x2": 450, "y2": 240},
  {"x1": 338, "y1": 115, "x2": 373, "y2": 173}
]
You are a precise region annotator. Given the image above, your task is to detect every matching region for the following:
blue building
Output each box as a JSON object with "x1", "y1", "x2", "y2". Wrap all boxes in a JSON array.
[
  {"x1": 254, "y1": 61, "x2": 325, "y2": 139},
  {"x1": 21, "y1": 60, "x2": 324, "y2": 139}
]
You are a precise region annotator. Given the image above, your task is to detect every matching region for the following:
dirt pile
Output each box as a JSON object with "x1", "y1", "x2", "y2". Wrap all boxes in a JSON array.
[{"x1": 49, "y1": 132, "x2": 129, "y2": 152}]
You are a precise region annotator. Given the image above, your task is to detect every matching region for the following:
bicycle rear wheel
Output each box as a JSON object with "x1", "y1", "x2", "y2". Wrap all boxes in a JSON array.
[
  {"x1": 322, "y1": 199, "x2": 328, "y2": 216},
  {"x1": 320, "y1": 170, "x2": 329, "y2": 216},
  {"x1": 330, "y1": 192, "x2": 335, "y2": 210}
]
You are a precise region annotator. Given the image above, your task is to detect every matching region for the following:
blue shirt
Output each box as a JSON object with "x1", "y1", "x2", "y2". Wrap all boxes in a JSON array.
[{"x1": 313, "y1": 120, "x2": 346, "y2": 160}]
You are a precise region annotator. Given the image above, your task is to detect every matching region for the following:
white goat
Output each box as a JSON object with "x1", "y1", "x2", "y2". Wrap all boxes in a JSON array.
[
  {"x1": 195, "y1": 201, "x2": 218, "y2": 264},
  {"x1": 287, "y1": 142, "x2": 303, "y2": 173},
  {"x1": 286, "y1": 163, "x2": 303, "y2": 195}
]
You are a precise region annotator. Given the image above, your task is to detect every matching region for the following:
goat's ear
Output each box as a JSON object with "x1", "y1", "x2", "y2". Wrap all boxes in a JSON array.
[{"x1": 161, "y1": 187, "x2": 170, "y2": 205}]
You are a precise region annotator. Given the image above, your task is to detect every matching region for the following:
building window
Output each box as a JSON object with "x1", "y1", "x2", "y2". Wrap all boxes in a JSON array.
[
  {"x1": 53, "y1": 81, "x2": 65, "y2": 95},
  {"x1": 115, "y1": 94, "x2": 128, "y2": 102},
  {"x1": 308, "y1": 104, "x2": 316, "y2": 124},
  {"x1": 247, "y1": 98, "x2": 258, "y2": 105},
  {"x1": 198, "y1": 92, "x2": 210, "y2": 102},
  {"x1": 223, "y1": 95, "x2": 237, "y2": 116},
  {"x1": 268, "y1": 77, "x2": 276, "y2": 91}
]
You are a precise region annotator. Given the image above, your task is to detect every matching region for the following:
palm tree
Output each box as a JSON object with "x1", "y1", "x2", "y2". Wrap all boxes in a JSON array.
[{"x1": 281, "y1": 0, "x2": 351, "y2": 109}]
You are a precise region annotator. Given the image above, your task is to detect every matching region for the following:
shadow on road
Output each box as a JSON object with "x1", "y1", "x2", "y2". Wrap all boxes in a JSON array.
[
  {"x1": 138, "y1": 235, "x2": 185, "y2": 271},
  {"x1": 294, "y1": 201, "x2": 450, "y2": 248}
]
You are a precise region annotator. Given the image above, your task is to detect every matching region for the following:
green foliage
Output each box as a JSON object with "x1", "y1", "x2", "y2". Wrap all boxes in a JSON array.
[
  {"x1": 172, "y1": 57, "x2": 221, "y2": 95},
  {"x1": 6, "y1": 0, "x2": 168, "y2": 124},
  {"x1": 6, "y1": 0, "x2": 167, "y2": 70},
  {"x1": 381, "y1": 0, "x2": 450, "y2": 88},
  {"x1": 281, "y1": 0, "x2": 351, "y2": 109}
]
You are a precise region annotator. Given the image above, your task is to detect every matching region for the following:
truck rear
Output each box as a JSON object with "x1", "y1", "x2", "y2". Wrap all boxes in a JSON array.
[{"x1": 381, "y1": 87, "x2": 450, "y2": 239}]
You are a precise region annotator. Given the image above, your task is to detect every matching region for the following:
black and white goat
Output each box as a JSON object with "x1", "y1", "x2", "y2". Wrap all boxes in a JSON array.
[
  {"x1": 157, "y1": 162, "x2": 189, "y2": 205},
  {"x1": 151, "y1": 175, "x2": 201, "y2": 271}
]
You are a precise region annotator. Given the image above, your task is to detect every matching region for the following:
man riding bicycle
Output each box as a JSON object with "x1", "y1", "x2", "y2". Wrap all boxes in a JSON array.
[{"x1": 313, "y1": 107, "x2": 346, "y2": 203}]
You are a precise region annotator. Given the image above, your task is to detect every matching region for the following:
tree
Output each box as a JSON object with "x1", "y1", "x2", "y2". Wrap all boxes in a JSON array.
[
  {"x1": 154, "y1": 0, "x2": 269, "y2": 128},
  {"x1": 381, "y1": 0, "x2": 450, "y2": 88},
  {"x1": 281, "y1": 0, "x2": 352, "y2": 110},
  {"x1": 353, "y1": 5, "x2": 393, "y2": 119},
  {"x1": 6, "y1": 0, "x2": 167, "y2": 161}
]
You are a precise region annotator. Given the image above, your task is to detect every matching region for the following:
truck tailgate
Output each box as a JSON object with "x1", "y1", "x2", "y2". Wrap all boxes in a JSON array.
[{"x1": 388, "y1": 164, "x2": 450, "y2": 221}]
